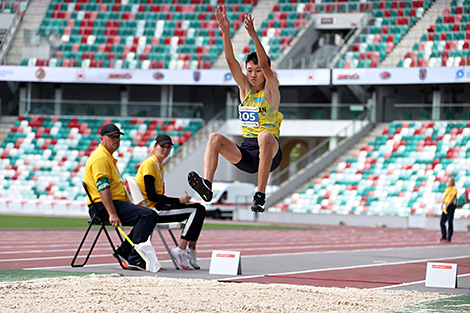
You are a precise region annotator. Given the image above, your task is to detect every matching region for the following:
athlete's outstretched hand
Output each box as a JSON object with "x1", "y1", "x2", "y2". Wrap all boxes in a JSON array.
[
  {"x1": 244, "y1": 13, "x2": 257, "y2": 39},
  {"x1": 215, "y1": 5, "x2": 230, "y2": 34}
]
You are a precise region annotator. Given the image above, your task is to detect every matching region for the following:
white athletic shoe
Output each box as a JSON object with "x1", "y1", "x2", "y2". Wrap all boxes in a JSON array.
[
  {"x1": 171, "y1": 247, "x2": 193, "y2": 270},
  {"x1": 186, "y1": 248, "x2": 200, "y2": 270}
]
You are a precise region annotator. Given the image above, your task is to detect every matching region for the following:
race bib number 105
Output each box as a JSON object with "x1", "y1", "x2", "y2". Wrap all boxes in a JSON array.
[{"x1": 239, "y1": 105, "x2": 259, "y2": 127}]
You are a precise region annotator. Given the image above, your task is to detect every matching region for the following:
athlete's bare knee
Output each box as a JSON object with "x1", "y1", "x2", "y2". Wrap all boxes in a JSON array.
[
  {"x1": 258, "y1": 131, "x2": 275, "y2": 147},
  {"x1": 207, "y1": 133, "x2": 224, "y2": 148}
]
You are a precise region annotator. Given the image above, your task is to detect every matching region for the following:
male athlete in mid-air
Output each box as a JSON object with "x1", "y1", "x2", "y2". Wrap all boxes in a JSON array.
[{"x1": 188, "y1": 6, "x2": 283, "y2": 213}]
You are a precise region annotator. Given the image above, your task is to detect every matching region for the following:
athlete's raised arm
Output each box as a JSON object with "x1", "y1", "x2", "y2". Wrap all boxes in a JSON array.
[
  {"x1": 215, "y1": 6, "x2": 250, "y2": 96},
  {"x1": 244, "y1": 13, "x2": 280, "y2": 110}
]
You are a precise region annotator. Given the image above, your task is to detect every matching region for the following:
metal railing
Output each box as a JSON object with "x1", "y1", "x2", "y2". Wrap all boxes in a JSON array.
[
  {"x1": 227, "y1": 102, "x2": 368, "y2": 120},
  {"x1": 164, "y1": 109, "x2": 226, "y2": 172},
  {"x1": 0, "y1": 4, "x2": 27, "y2": 65},
  {"x1": 19, "y1": 98, "x2": 204, "y2": 118},
  {"x1": 394, "y1": 103, "x2": 470, "y2": 121},
  {"x1": 329, "y1": 12, "x2": 373, "y2": 69}
]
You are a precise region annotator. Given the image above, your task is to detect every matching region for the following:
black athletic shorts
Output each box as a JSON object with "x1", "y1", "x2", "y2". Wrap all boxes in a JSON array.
[{"x1": 234, "y1": 137, "x2": 282, "y2": 174}]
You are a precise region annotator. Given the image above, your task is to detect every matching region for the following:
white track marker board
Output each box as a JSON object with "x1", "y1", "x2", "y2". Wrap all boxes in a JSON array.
[
  {"x1": 425, "y1": 262, "x2": 457, "y2": 288},
  {"x1": 209, "y1": 250, "x2": 242, "y2": 275}
]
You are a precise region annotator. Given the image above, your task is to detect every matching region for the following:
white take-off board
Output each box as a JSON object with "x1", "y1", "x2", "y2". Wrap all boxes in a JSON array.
[
  {"x1": 425, "y1": 262, "x2": 457, "y2": 288},
  {"x1": 209, "y1": 250, "x2": 242, "y2": 275}
]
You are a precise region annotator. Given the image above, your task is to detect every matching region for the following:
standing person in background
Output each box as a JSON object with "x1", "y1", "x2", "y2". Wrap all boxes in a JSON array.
[
  {"x1": 135, "y1": 134, "x2": 206, "y2": 270},
  {"x1": 84, "y1": 123, "x2": 159, "y2": 270},
  {"x1": 188, "y1": 6, "x2": 283, "y2": 213},
  {"x1": 440, "y1": 177, "x2": 457, "y2": 243}
]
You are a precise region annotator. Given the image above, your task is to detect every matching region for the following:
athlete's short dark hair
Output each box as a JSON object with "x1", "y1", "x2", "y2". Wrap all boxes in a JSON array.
[{"x1": 245, "y1": 52, "x2": 271, "y2": 68}]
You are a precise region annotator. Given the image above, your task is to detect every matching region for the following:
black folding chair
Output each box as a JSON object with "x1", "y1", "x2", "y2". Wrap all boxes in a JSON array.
[
  {"x1": 154, "y1": 222, "x2": 186, "y2": 270},
  {"x1": 71, "y1": 182, "x2": 126, "y2": 269}
]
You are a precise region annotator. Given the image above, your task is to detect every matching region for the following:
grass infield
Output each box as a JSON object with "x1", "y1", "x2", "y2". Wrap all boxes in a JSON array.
[
  {"x1": 389, "y1": 293, "x2": 470, "y2": 313},
  {"x1": 0, "y1": 214, "x2": 318, "y2": 230},
  {"x1": 0, "y1": 269, "x2": 114, "y2": 283}
]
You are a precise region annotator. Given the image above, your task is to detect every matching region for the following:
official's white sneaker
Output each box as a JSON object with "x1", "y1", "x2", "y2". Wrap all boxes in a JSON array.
[
  {"x1": 171, "y1": 247, "x2": 193, "y2": 270},
  {"x1": 186, "y1": 248, "x2": 200, "y2": 270}
]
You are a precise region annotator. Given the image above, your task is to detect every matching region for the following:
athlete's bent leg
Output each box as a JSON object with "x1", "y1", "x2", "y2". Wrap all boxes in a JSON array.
[
  {"x1": 251, "y1": 131, "x2": 278, "y2": 213},
  {"x1": 256, "y1": 131, "x2": 278, "y2": 193},
  {"x1": 189, "y1": 134, "x2": 241, "y2": 202},
  {"x1": 204, "y1": 133, "x2": 242, "y2": 182}
]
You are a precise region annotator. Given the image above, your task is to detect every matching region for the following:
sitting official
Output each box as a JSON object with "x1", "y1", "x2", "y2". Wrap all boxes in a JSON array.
[
  {"x1": 84, "y1": 123, "x2": 158, "y2": 270},
  {"x1": 136, "y1": 134, "x2": 206, "y2": 270}
]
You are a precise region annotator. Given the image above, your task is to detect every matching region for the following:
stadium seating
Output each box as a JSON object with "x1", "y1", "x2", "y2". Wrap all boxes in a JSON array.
[
  {"x1": 336, "y1": 0, "x2": 434, "y2": 68},
  {"x1": 0, "y1": 0, "x2": 26, "y2": 14},
  {"x1": 242, "y1": 0, "x2": 433, "y2": 67},
  {"x1": 24, "y1": 0, "x2": 254, "y2": 69},
  {"x1": 279, "y1": 121, "x2": 470, "y2": 219},
  {"x1": 242, "y1": 1, "x2": 378, "y2": 63},
  {"x1": 400, "y1": 0, "x2": 470, "y2": 68},
  {"x1": 242, "y1": 6, "x2": 310, "y2": 62},
  {"x1": 20, "y1": 0, "x2": 437, "y2": 69},
  {"x1": 0, "y1": 115, "x2": 202, "y2": 201}
]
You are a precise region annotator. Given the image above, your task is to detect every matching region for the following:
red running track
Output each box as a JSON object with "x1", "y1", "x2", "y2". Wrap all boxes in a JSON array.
[
  {"x1": 224, "y1": 257, "x2": 470, "y2": 289},
  {"x1": 1, "y1": 225, "x2": 469, "y2": 271}
]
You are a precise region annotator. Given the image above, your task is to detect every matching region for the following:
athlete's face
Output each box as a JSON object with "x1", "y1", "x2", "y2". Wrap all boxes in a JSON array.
[
  {"x1": 447, "y1": 177, "x2": 455, "y2": 187},
  {"x1": 246, "y1": 61, "x2": 265, "y2": 87},
  {"x1": 155, "y1": 143, "x2": 172, "y2": 160},
  {"x1": 100, "y1": 133, "x2": 121, "y2": 154}
]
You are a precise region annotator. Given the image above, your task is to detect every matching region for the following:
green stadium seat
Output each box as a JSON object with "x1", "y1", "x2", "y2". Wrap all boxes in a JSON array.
[
  {"x1": 0, "y1": 116, "x2": 203, "y2": 202},
  {"x1": 279, "y1": 121, "x2": 470, "y2": 218}
]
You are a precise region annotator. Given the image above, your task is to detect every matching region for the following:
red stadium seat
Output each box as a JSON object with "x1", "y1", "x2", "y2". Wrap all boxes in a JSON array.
[
  {"x1": 417, "y1": 58, "x2": 428, "y2": 67},
  {"x1": 202, "y1": 60, "x2": 211, "y2": 69},
  {"x1": 62, "y1": 59, "x2": 72, "y2": 67}
]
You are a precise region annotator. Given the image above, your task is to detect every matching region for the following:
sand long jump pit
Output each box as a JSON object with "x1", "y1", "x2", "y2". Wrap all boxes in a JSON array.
[{"x1": 0, "y1": 274, "x2": 450, "y2": 312}]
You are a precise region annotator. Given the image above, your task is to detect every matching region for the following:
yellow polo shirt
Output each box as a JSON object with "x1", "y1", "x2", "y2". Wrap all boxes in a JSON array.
[
  {"x1": 83, "y1": 144, "x2": 127, "y2": 205},
  {"x1": 135, "y1": 155, "x2": 164, "y2": 209},
  {"x1": 444, "y1": 186, "x2": 457, "y2": 205}
]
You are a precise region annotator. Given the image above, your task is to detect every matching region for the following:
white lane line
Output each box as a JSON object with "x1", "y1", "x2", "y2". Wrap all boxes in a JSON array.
[
  {"x1": 25, "y1": 263, "x2": 121, "y2": 270},
  {"x1": 0, "y1": 240, "x2": 443, "y2": 251},
  {"x1": 0, "y1": 252, "x2": 173, "y2": 262},
  {"x1": 376, "y1": 273, "x2": 470, "y2": 290},
  {"x1": 2, "y1": 244, "x2": 469, "y2": 265},
  {"x1": 24, "y1": 259, "x2": 200, "y2": 271},
  {"x1": 7, "y1": 241, "x2": 470, "y2": 256},
  {"x1": 220, "y1": 254, "x2": 470, "y2": 282}
]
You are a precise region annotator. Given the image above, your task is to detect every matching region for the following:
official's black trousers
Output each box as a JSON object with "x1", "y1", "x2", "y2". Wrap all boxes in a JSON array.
[
  {"x1": 440, "y1": 203, "x2": 456, "y2": 241},
  {"x1": 89, "y1": 200, "x2": 159, "y2": 262},
  {"x1": 153, "y1": 202, "x2": 205, "y2": 242}
]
